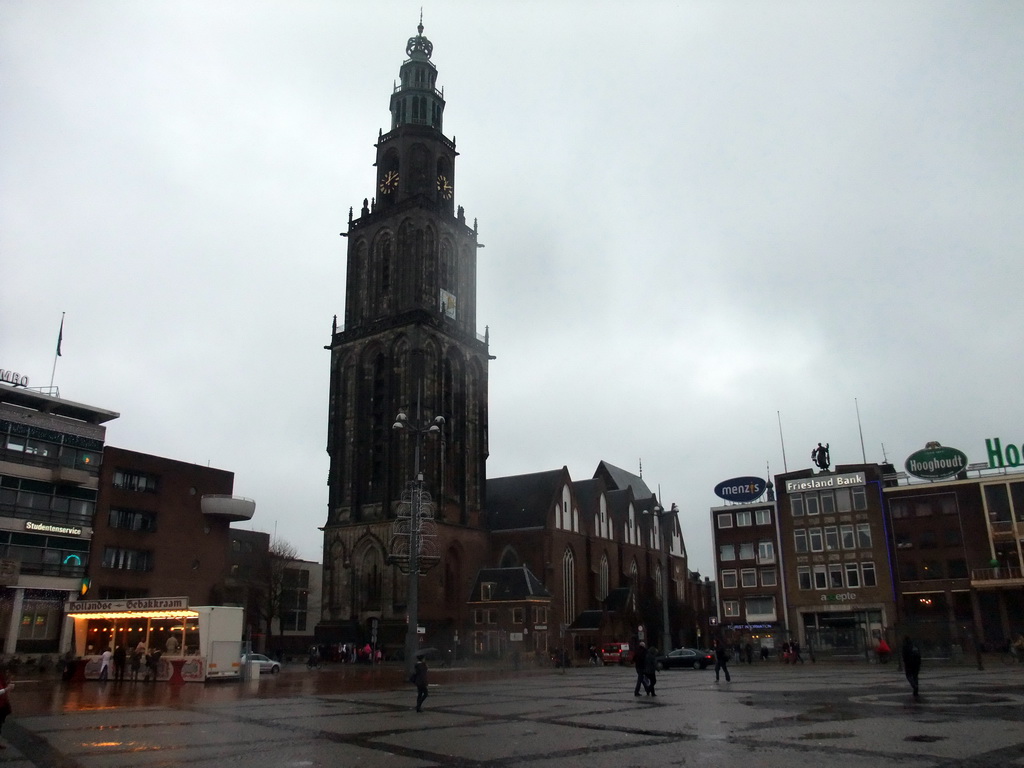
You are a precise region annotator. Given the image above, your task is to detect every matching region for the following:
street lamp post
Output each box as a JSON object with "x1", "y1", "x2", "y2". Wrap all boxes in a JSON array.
[
  {"x1": 391, "y1": 394, "x2": 444, "y2": 677},
  {"x1": 652, "y1": 503, "x2": 678, "y2": 654}
]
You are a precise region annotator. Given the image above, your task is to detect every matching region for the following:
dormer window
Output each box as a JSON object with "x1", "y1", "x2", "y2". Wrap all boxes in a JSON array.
[{"x1": 481, "y1": 582, "x2": 495, "y2": 600}]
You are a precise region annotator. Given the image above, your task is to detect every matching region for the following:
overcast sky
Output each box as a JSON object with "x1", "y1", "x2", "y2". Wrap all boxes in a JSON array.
[{"x1": 3, "y1": 1, "x2": 1022, "y2": 576}]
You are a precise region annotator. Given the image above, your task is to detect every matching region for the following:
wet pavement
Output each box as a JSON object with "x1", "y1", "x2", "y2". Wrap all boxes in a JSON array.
[{"x1": 2, "y1": 658, "x2": 1023, "y2": 766}]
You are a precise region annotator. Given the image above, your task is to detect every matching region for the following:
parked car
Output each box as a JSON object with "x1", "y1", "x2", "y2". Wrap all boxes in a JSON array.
[
  {"x1": 242, "y1": 653, "x2": 281, "y2": 674},
  {"x1": 655, "y1": 647, "x2": 714, "y2": 670},
  {"x1": 600, "y1": 642, "x2": 633, "y2": 665}
]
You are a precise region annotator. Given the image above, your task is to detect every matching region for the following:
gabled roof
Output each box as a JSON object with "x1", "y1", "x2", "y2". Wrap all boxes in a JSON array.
[
  {"x1": 469, "y1": 565, "x2": 551, "y2": 602},
  {"x1": 594, "y1": 460, "x2": 654, "y2": 500},
  {"x1": 486, "y1": 469, "x2": 566, "y2": 530}
]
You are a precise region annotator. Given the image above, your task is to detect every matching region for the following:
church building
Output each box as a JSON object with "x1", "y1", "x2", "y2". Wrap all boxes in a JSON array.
[{"x1": 319, "y1": 23, "x2": 692, "y2": 661}]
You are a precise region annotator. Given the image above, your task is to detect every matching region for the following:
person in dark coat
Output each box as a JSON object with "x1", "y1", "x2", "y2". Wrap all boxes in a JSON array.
[
  {"x1": 713, "y1": 639, "x2": 731, "y2": 682},
  {"x1": 413, "y1": 654, "x2": 429, "y2": 712},
  {"x1": 113, "y1": 645, "x2": 127, "y2": 682},
  {"x1": 643, "y1": 645, "x2": 659, "y2": 696},
  {"x1": 0, "y1": 665, "x2": 13, "y2": 749},
  {"x1": 633, "y1": 642, "x2": 649, "y2": 696},
  {"x1": 901, "y1": 636, "x2": 921, "y2": 698}
]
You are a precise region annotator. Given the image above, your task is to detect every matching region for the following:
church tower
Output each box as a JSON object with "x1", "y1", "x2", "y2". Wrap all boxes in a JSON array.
[{"x1": 320, "y1": 22, "x2": 490, "y2": 647}]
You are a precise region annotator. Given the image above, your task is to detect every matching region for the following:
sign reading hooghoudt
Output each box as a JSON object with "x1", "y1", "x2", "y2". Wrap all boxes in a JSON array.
[
  {"x1": 70, "y1": 596, "x2": 190, "y2": 614},
  {"x1": 905, "y1": 443, "x2": 968, "y2": 480},
  {"x1": 785, "y1": 472, "x2": 866, "y2": 493}
]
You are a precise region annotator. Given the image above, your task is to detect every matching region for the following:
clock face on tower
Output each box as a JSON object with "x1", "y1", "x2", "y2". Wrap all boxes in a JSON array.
[
  {"x1": 379, "y1": 170, "x2": 399, "y2": 194},
  {"x1": 436, "y1": 174, "x2": 453, "y2": 199}
]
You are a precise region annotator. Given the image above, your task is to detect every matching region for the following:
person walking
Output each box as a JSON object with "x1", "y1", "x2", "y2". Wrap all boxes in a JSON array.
[
  {"x1": 113, "y1": 644, "x2": 127, "y2": 682},
  {"x1": 713, "y1": 640, "x2": 731, "y2": 682},
  {"x1": 98, "y1": 646, "x2": 112, "y2": 682},
  {"x1": 0, "y1": 665, "x2": 14, "y2": 749},
  {"x1": 792, "y1": 640, "x2": 805, "y2": 664},
  {"x1": 901, "y1": 635, "x2": 921, "y2": 698},
  {"x1": 643, "y1": 645, "x2": 659, "y2": 697},
  {"x1": 633, "y1": 641, "x2": 649, "y2": 696},
  {"x1": 129, "y1": 647, "x2": 142, "y2": 681},
  {"x1": 413, "y1": 653, "x2": 429, "y2": 712}
]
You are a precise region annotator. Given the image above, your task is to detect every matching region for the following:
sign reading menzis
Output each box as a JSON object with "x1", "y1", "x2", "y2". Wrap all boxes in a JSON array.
[
  {"x1": 785, "y1": 472, "x2": 866, "y2": 493},
  {"x1": 714, "y1": 476, "x2": 767, "y2": 503},
  {"x1": 71, "y1": 597, "x2": 189, "y2": 614}
]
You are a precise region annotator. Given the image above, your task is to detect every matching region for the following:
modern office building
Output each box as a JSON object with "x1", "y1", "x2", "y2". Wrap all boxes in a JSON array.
[
  {"x1": 710, "y1": 497, "x2": 785, "y2": 654},
  {"x1": 883, "y1": 439, "x2": 1024, "y2": 652},
  {"x1": 0, "y1": 384, "x2": 117, "y2": 654},
  {"x1": 90, "y1": 447, "x2": 254, "y2": 605},
  {"x1": 774, "y1": 462, "x2": 897, "y2": 655}
]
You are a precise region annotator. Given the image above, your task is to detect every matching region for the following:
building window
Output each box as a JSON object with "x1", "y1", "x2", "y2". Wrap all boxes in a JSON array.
[
  {"x1": 813, "y1": 564, "x2": 827, "y2": 589},
  {"x1": 809, "y1": 528, "x2": 823, "y2": 552},
  {"x1": 108, "y1": 508, "x2": 157, "y2": 533},
  {"x1": 856, "y1": 523, "x2": 872, "y2": 549},
  {"x1": 761, "y1": 569, "x2": 777, "y2": 587},
  {"x1": 101, "y1": 547, "x2": 152, "y2": 571},
  {"x1": 755, "y1": 508, "x2": 772, "y2": 525},
  {"x1": 598, "y1": 554, "x2": 610, "y2": 600},
  {"x1": 723, "y1": 600, "x2": 740, "y2": 617},
  {"x1": 862, "y1": 561, "x2": 877, "y2": 587},
  {"x1": 805, "y1": 495, "x2": 820, "y2": 516},
  {"x1": 717, "y1": 513, "x2": 733, "y2": 529},
  {"x1": 840, "y1": 524, "x2": 855, "y2": 549},
  {"x1": 112, "y1": 470, "x2": 158, "y2": 493},
  {"x1": 758, "y1": 540, "x2": 775, "y2": 563},
  {"x1": 562, "y1": 549, "x2": 576, "y2": 625},
  {"x1": 740, "y1": 568, "x2": 757, "y2": 588},
  {"x1": 829, "y1": 563, "x2": 844, "y2": 588},
  {"x1": 820, "y1": 491, "x2": 836, "y2": 514},
  {"x1": 845, "y1": 562, "x2": 860, "y2": 587},
  {"x1": 791, "y1": 496, "x2": 804, "y2": 517},
  {"x1": 797, "y1": 566, "x2": 811, "y2": 590},
  {"x1": 511, "y1": 607, "x2": 525, "y2": 624},
  {"x1": 736, "y1": 510, "x2": 752, "y2": 527},
  {"x1": 794, "y1": 529, "x2": 808, "y2": 553},
  {"x1": 481, "y1": 582, "x2": 495, "y2": 600},
  {"x1": 745, "y1": 597, "x2": 776, "y2": 621},
  {"x1": 721, "y1": 570, "x2": 738, "y2": 589},
  {"x1": 921, "y1": 560, "x2": 944, "y2": 579},
  {"x1": 824, "y1": 526, "x2": 839, "y2": 551},
  {"x1": 532, "y1": 607, "x2": 548, "y2": 625},
  {"x1": 852, "y1": 486, "x2": 867, "y2": 510},
  {"x1": 948, "y1": 558, "x2": 968, "y2": 578},
  {"x1": 719, "y1": 544, "x2": 735, "y2": 561},
  {"x1": 739, "y1": 542, "x2": 755, "y2": 560},
  {"x1": 835, "y1": 487, "x2": 852, "y2": 512}
]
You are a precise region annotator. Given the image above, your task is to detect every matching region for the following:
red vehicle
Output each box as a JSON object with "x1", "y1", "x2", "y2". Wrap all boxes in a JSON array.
[{"x1": 600, "y1": 642, "x2": 634, "y2": 665}]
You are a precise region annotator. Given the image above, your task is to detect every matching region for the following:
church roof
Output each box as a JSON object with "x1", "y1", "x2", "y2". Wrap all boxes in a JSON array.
[
  {"x1": 572, "y1": 477, "x2": 604, "y2": 512},
  {"x1": 469, "y1": 566, "x2": 551, "y2": 602},
  {"x1": 594, "y1": 460, "x2": 654, "y2": 500},
  {"x1": 486, "y1": 469, "x2": 566, "y2": 530}
]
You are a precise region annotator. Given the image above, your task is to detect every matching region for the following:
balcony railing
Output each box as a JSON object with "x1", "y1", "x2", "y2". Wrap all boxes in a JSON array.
[{"x1": 972, "y1": 566, "x2": 1023, "y2": 583}]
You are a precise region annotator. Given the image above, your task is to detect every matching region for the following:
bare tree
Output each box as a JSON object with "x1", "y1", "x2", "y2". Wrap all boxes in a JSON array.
[{"x1": 260, "y1": 537, "x2": 298, "y2": 655}]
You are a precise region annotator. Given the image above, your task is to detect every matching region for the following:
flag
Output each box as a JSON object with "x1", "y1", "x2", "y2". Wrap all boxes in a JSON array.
[{"x1": 56, "y1": 315, "x2": 64, "y2": 357}]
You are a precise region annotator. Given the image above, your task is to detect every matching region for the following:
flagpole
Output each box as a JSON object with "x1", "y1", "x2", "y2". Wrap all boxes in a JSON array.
[{"x1": 49, "y1": 312, "x2": 64, "y2": 392}]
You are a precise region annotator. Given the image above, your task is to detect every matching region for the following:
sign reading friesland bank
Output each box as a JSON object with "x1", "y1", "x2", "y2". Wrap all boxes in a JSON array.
[
  {"x1": 905, "y1": 444, "x2": 968, "y2": 480},
  {"x1": 785, "y1": 472, "x2": 865, "y2": 493}
]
